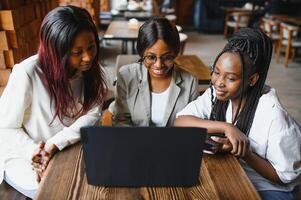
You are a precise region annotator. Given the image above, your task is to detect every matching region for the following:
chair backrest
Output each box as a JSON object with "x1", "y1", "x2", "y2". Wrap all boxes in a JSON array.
[
  {"x1": 113, "y1": 54, "x2": 140, "y2": 86},
  {"x1": 176, "y1": 25, "x2": 182, "y2": 32},
  {"x1": 165, "y1": 14, "x2": 177, "y2": 26},
  {"x1": 179, "y1": 33, "x2": 188, "y2": 55},
  {"x1": 232, "y1": 12, "x2": 251, "y2": 25},
  {"x1": 280, "y1": 22, "x2": 299, "y2": 40},
  {"x1": 109, "y1": 54, "x2": 141, "y2": 113},
  {"x1": 115, "y1": 54, "x2": 140, "y2": 73},
  {"x1": 260, "y1": 17, "x2": 280, "y2": 41},
  {"x1": 262, "y1": 17, "x2": 279, "y2": 36}
]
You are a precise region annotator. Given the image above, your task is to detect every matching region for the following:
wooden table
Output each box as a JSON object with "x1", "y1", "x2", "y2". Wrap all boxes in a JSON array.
[
  {"x1": 175, "y1": 55, "x2": 211, "y2": 85},
  {"x1": 115, "y1": 1, "x2": 159, "y2": 14},
  {"x1": 123, "y1": 1, "x2": 160, "y2": 21},
  {"x1": 222, "y1": 7, "x2": 253, "y2": 14},
  {"x1": 222, "y1": 7, "x2": 253, "y2": 19},
  {"x1": 35, "y1": 143, "x2": 260, "y2": 199},
  {"x1": 270, "y1": 15, "x2": 301, "y2": 26},
  {"x1": 104, "y1": 21, "x2": 142, "y2": 54},
  {"x1": 124, "y1": 11, "x2": 154, "y2": 21},
  {"x1": 34, "y1": 55, "x2": 258, "y2": 198}
]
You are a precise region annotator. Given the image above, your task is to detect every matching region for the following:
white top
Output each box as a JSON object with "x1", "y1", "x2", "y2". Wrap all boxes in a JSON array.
[
  {"x1": 0, "y1": 55, "x2": 101, "y2": 185},
  {"x1": 177, "y1": 86, "x2": 301, "y2": 192},
  {"x1": 151, "y1": 85, "x2": 171, "y2": 127},
  {"x1": 179, "y1": 33, "x2": 188, "y2": 42}
]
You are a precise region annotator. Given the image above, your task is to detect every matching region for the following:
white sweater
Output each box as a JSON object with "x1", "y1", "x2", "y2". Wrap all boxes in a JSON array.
[{"x1": 0, "y1": 55, "x2": 101, "y2": 184}]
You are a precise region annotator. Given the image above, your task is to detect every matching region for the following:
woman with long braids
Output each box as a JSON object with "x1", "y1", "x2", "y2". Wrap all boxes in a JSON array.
[
  {"x1": 0, "y1": 6, "x2": 107, "y2": 198},
  {"x1": 174, "y1": 28, "x2": 300, "y2": 200}
]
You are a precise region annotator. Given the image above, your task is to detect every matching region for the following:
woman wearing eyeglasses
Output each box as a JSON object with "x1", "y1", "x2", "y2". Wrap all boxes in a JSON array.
[{"x1": 112, "y1": 17, "x2": 198, "y2": 126}]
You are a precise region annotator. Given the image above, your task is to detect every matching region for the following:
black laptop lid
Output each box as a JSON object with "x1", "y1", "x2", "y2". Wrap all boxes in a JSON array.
[{"x1": 80, "y1": 126, "x2": 206, "y2": 187}]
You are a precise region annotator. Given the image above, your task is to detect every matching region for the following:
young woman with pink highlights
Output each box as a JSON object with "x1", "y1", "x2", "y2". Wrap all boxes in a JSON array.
[{"x1": 0, "y1": 6, "x2": 107, "y2": 198}]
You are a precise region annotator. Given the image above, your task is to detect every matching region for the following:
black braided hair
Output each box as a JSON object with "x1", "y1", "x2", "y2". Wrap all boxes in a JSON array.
[{"x1": 209, "y1": 28, "x2": 273, "y2": 135}]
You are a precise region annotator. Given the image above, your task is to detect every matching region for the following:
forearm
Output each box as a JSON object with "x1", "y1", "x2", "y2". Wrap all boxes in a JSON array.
[
  {"x1": 243, "y1": 152, "x2": 282, "y2": 184},
  {"x1": 47, "y1": 106, "x2": 100, "y2": 150},
  {"x1": 174, "y1": 116, "x2": 231, "y2": 134}
]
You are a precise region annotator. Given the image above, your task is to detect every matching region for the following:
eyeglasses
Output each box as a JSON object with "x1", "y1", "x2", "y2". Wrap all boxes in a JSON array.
[{"x1": 143, "y1": 54, "x2": 175, "y2": 66}]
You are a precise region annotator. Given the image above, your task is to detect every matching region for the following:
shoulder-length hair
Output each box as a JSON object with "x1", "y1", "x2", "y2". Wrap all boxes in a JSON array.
[
  {"x1": 136, "y1": 17, "x2": 180, "y2": 57},
  {"x1": 38, "y1": 6, "x2": 107, "y2": 123}
]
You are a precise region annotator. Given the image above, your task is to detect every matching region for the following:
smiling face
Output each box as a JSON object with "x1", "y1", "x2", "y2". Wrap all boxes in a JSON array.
[
  {"x1": 143, "y1": 39, "x2": 175, "y2": 80},
  {"x1": 68, "y1": 31, "x2": 97, "y2": 76},
  {"x1": 211, "y1": 52, "x2": 244, "y2": 102}
]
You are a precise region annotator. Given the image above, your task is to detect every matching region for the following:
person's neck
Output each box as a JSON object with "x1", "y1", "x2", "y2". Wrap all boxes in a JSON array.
[
  {"x1": 231, "y1": 95, "x2": 247, "y2": 123},
  {"x1": 68, "y1": 68, "x2": 80, "y2": 79},
  {"x1": 149, "y1": 75, "x2": 172, "y2": 93}
]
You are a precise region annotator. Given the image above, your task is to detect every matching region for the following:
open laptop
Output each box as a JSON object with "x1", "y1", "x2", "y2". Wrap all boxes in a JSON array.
[{"x1": 80, "y1": 126, "x2": 207, "y2": 187}]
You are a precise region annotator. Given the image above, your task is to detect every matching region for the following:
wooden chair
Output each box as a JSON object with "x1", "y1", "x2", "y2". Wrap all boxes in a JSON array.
[
  {"x1": 176, "y1": 25, "x2": 182, "y2": 32},
  {"x1": 113, "y1": 54, "x2": 140, "y2": 86},
  {"x1": 165, "y1": 15, "x2": 182, "y2": 33},
  {"x1": 261, "y1": 17, "x2": 280, "y2": 53},
  {"x1": 165, "y1": 14, "x2": 177, "y2": 26},
  {"x1": 276, "y1": 22, "x2": 301, "y2": 67},
  {"x1": 109, "y1": 54, "x2": 140, "y2": 114},
  {"x1": 179, "y1": 33, "x2": 188, "y2": 55},
  {"x1": 224, "y1": 11, "x2": 251, "y2": 38}
]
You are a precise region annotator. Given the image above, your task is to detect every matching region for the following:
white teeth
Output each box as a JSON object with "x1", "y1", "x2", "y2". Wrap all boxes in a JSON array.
[
  {"x1": 216, "y1": 90, "x2": 225, "y2": 95},
  {"x1": 153, "y1": 69, "x2": 164, "y2": 75}
]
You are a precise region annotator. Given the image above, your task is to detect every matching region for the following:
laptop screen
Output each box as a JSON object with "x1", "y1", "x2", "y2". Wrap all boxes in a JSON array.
[{"x1": 81, "y1": 126, "x2": 207, "y2": 187}]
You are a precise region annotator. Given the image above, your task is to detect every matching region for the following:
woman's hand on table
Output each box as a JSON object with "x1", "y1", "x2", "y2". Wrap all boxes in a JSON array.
[
  {"x1": 211, "y1": 124, "x2": 252, "y2": 158},
  {"x1": 31, "y1": 141, "x2": 58, "y2": 182}
]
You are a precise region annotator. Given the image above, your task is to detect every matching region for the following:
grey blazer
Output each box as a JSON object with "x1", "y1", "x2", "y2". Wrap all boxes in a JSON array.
[{"x1": 113, "y1": 62, "x2": 198, "y2": 126}]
